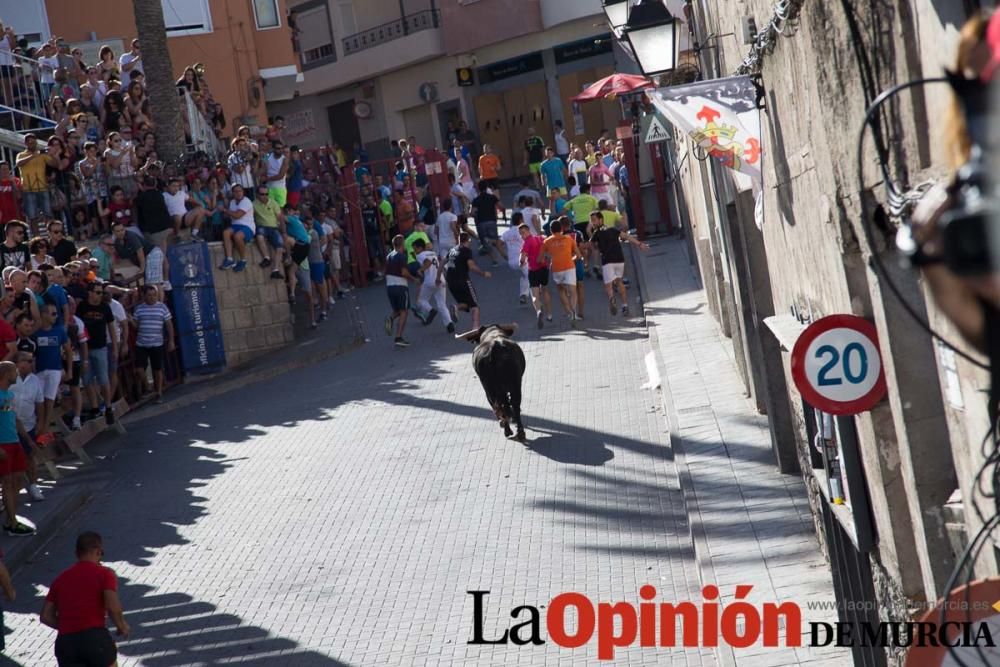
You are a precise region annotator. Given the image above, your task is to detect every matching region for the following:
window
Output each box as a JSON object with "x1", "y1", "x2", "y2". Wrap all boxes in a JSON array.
[
  {"x1": 297, "y1": 4, "x2": 336, "y2": 67},
  {"x1": 253, "y1": 0, "x2": 281, "y2": 29},
  {"x1": 161, "y1": 0, "x2": 213, "y2": 36}
]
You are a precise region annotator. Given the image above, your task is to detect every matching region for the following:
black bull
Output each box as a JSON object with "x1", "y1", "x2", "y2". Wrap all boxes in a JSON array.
[{"x1": 457, "y1": 324, "x2": 526, "y2": 440}]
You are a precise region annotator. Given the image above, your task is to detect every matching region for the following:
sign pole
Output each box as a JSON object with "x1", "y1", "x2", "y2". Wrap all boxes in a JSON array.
[
  {"x1": 648, "y1": 142, "x2": 673, "y2": 234},
  {"x1": 618, "y1": 120, "x2": 646, "y2": 240}
]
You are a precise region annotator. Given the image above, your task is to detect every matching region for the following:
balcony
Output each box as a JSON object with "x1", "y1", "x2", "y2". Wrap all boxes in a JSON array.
[
  {"x1": 296, "y1": 9, "x2": 444, "y2": 96},
  {"x1": 342, "y1": 9, "x2": 439, "y2": 55}
]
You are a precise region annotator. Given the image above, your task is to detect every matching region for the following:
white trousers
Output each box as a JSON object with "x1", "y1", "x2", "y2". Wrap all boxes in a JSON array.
[
  {"x1": 417, "y1": 283, "x2": 452, "y2": 325},
  {"x1": 509, "y1": 260, "x2": 529, "y2": 297}
]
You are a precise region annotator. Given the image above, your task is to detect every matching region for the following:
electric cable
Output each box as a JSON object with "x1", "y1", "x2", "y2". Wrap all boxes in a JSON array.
[{"x1": 855, "y1": 78, "x2": 990, "y2": 370}]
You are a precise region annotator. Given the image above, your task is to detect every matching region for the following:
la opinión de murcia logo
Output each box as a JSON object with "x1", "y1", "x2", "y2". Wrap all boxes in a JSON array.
[{"x1": 467, "y1": 586, "x2": 996, "y2": 661}]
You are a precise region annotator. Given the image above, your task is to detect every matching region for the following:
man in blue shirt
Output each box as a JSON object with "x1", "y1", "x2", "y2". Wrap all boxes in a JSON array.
[
  {"x1": 539, "y1": 147, "x2": 567, "y2": 216},
  {"x1": 0, "y1": 360, "x2": 37, "y2": 535},
  {"x1": 32, "y1": 302, "x2": 71, "y2": 440}
]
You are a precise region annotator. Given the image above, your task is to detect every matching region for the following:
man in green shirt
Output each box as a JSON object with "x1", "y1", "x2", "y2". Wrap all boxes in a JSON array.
[
  {"x1": 523, "y1": 127, "x2": 545, "y2": 190},
  {"x1": 93, "y1": 236, "x2": 115, "y2": 281},
  {"x1": 377, "y1": 189, "x2": 394, "y2": 245},
  {"x1": 597, "y1": 199, "x2": 625, "y2": 230},
  {"x1": 252, "y1": 186, "x2": 287, "y2": 279},
  {"x1": 404, "y1": 220, "x2": 432, "y2": 271},
  {"x1": 564, "y1": 183, "x2": 599, "y2": 225}
]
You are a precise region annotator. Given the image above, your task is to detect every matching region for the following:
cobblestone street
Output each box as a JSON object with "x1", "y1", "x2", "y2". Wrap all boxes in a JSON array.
[{"x1": 0, "y1": 252, "x2": 722, "y2": 666}]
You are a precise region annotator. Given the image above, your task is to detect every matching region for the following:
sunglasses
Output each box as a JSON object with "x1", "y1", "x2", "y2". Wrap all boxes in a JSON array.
[{"x1": 50, "y1": 229, "x2": 63, "y2": 235}]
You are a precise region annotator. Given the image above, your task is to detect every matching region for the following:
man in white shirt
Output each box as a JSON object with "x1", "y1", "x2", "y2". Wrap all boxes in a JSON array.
[
  {"x1": 554, "y1": 120, "x2": 570, "y2": 163},
  {"x1": 433, "y1": 199, "x2": 459, "y2": 260},
  {"x1": 412, "y1": 238, "x2": 454, "y2": 334},
  {"x1": 513, "y1": 178, "x2": 544, "y2": 213},
  {"x1": 12, "y1": 351, "x2": 44, "y2": 501},
  {"x1": 501, "y1": 221, "x2": 530, "y2": 305},
  {"x1": 219, "y1": 184, "x2": 254, "y2": 272},
  {"x1": 37, "y1": 43, "x2": 59, "y2": 103},
  {"x1": 265, "y1": 141, "x2": 290, "y2": 207},
  {"x1": 519, "y1": 197, "x2": 543, "y2": 235},
  {"x1": 162, "y1": 178, "x2": 206, "y2": 241},
  {"x1": 119, "y1": 39, "x2": 143, "y2": 77}
]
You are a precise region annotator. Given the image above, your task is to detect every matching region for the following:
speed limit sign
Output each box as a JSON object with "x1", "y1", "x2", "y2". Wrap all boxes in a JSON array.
[{"x1": 791, "y1": 315, "x2": 888, "y2": 415}]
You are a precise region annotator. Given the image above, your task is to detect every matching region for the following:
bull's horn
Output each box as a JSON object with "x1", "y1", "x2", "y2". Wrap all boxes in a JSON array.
[
  {"x1": 498, "y1": 323, "x2": 518, "y2": 336},
  {"x1": 455, "y1": 329, "x2": 482, "y2": 341}
]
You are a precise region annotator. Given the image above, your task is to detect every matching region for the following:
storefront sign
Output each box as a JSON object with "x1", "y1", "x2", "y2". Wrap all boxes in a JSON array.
[
  {"x1": 791, "y1": 315, "x2": 887, "y2": 416},
  {"x1": 168, "y1": 243, "x2": 226, "y2": 375},
  {"x1": 479, "y1": 52, "x2": 544, "y2": 84},
  {"x1": 456, "y1": 67, "x2": 475, "y2": 87},
  {"x1": 553, "y1": 35, "x2": 613, "y2": 65}
]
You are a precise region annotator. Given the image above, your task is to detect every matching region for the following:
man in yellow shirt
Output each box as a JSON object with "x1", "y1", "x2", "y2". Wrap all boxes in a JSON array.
[
  {"x1": 251, "y1": 187, "x2": 287, "y2": 279},
  {"x1": 15, "y1": 134, "x2": 57, "y2": 224}
]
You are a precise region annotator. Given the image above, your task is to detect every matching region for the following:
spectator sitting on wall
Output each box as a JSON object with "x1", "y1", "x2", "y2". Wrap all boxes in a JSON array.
[
  {"x1": 252, "y1": 186, "x2": 287, "y2": 280},
  {"x1": 111, "y1": 220, "x2": 159, "y2": 286},
  {"x1": 162, "y1": 177, "x2": 206, "y2": 242},
  {"x1": 219, "y1": 183, "x2": 254, "y2": 273}
]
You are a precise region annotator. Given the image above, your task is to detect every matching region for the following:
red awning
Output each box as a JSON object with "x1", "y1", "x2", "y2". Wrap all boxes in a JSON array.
[{"x1": 572, "y1": 73, "x2": 655, "y2": 103}]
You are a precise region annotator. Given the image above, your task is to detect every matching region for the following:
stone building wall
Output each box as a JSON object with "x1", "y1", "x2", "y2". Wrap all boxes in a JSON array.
[
  {"x1": 205, "y1": 242, "x2": 293, "y2": 369},
  {"x1": 672, "y1": 1, "x2": 995, "y2": 659}
]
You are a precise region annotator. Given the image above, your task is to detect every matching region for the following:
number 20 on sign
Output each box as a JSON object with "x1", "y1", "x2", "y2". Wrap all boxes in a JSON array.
[{"x1": 790, "y1": 315, "x2": 888, "y2": 416}]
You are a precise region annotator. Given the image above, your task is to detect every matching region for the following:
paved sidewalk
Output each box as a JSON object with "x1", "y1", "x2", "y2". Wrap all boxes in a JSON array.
[{"x1": 632, "y1": 237, "x2": 851, "y2": 667}]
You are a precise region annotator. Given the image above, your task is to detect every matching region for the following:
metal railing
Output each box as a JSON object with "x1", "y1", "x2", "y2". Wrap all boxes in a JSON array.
[
  {"x1": 182, "y1": 90, "x2": 225, "y2": 159},
  {"x1": 342, "y1": 9, "x2": 439, "y2": 55},
  {"x1": 0, "y1": 50, "x2": 55, "y2": 134}
]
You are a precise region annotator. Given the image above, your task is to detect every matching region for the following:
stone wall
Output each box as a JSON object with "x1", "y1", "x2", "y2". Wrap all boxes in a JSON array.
[
  {"x1": 671, "y1": 0, "x2": 992, "y2": 654},
  {"x1": 205, "y1": 242, "x2": 293, "y2": 369}
]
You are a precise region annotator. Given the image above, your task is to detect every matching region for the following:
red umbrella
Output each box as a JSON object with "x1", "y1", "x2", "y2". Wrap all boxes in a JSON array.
[{"x1": 572, "y1": 73, "x2": 654, "y2": 103}]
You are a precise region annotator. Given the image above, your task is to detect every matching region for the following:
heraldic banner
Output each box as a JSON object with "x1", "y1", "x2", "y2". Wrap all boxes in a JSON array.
[{"x1": 649, "y1": 75, "x2": 765, "y2": 227}]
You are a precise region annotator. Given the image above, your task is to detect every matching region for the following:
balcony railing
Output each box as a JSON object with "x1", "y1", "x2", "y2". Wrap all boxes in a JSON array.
[{"x1": 342, "y1": 9, "x2": 439, "y2": 56}]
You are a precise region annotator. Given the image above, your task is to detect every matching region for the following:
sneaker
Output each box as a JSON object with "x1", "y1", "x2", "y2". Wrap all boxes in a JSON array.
[
  {"x1": 609, "y1": 300, "x2": 618, "y2": 316},
  {"x1": 154, "y1": 394, "x2": 164, "y2": 404},
  {"x1": 447, "y1": 322, "x2": 455, "y2": 334},
  {"x1": 105, "y1": 407, "x2": 115, "y2": 426},
  {"x1": 35, "y1": 432, "x2": 54, "y2": 446},
  {"x1": 519, "y1": 295, "x2": 527, "y2": 305},
  {"x1": 577, "y1": 313, "x2": 585, "y2": 321},
  {"x1": 328, "y1": 296, "x2": 336, "y2": 306},
  {"x1": 623, "y1": 277, "x2": 630, "y2": 287},
  {"x1": 70, "y1": 416, "x2": 81, "y2": 431},
  {"x1": 448, "y1": 304, "x2": 458, "y2": 323},
  {"x1": 4, "y1": 522, "x2": 34, "y2": 537},
  {"x1": 338, "y1": 290, "x2": 348, "y2": 298},
  {"x1": 426, "y1": 309, "x2": 438, "y2": 325},
  {"x1": 259, "y1": 257, "x2": 272, "y2": 269},
  {"x1": 234, "y1": 260, "x2": 247, "y2": 273},
  {"x1": 622, "y1": 304, "x2": 630, "y2": 316},
  {"x1": 593, "y1": 268, "x2": 602, "y2": 280},
  {"x1": 546, "y1": 315, "x2": 553, "y2": 322},
  {"x1": 191, "y1": 233, "x2": 206, "y2": 243},
  {"x1": 310, "y1": 321, "x2": 318, "y2": 330},
  {"x1": 319, "y1": 311, "x2": 328, "y2": 321},
  {"x1": 537, "y1": 311, "x2": 544, "y2": 329},
  {"x1": 27, "y1": 484, "x2": 44, "y2": 501},
  {"x1": 219, "y1": 258, "x2": 236, "y2": 270},
  {"x1": 270, "y1": 270, "x2": 284, "y2": 280},
  {"x1": 384, "y1": 315, "x2": 394, "y2": 336},
  {"x1": 394, "y1": 337, "x2": 411, "y2": 348}
]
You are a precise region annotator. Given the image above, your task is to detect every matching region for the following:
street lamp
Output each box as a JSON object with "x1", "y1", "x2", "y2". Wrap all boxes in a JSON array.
[
  {"x1": 623, "y1": 0, "x2": 680, "y2": 76},
  {"x1": 602, "y1": 0, "x2": 632, "y2": 30}
]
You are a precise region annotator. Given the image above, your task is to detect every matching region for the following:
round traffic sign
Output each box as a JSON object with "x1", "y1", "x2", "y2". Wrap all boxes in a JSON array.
[{"x1": 790, "y1": 315, "x2": 887, "y2": 416}]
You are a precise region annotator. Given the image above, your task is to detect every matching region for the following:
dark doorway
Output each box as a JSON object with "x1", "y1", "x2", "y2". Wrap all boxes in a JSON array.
[
  {"x1": 437, "y1": 99, "x2": 462, "y2": 149},
  {"x1": 327, "y1": 101, "x2": 362, "y2": 161}
]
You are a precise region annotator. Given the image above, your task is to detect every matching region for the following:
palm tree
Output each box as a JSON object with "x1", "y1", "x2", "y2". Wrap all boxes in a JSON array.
[{"x1": 132, "y1": 0, "x2": 187, "y2": 168}]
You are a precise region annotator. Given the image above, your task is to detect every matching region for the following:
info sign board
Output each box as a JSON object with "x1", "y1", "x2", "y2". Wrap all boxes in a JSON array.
[{"x1": 791, "y1": 315, "x2": 887, "y2": 416}]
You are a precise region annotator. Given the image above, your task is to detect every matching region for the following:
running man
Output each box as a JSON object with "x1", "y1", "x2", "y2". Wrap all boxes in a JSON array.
[
  {"x1": 413, "y1": 238, "x2": 455, "y2": 334},
  {"x1": 520, "y1": 222, "x2": 552, "y2": 329},
  {"x1": 384, "y1": 235, "x2": 419, "y2": 348},
  {"x1": 470, "y1": 181, "x2": 503, "y2": 265},
  {"x1": 590, "y1": 211, "x2": 648, "y2": 316},
  {"x1": 445, "y1": 232, "x2": 492, "y2": 330},
  {"x1": 523, "y1": 128, "x2": 545, "y2": 190},
  {"x1": 499, "y1": 211, "x2": 530, "y2": 305},
  {"x1": 539, "y1": 147, "x2": 567, "y2": 215},
  {"x1": 539, "y1": 217, "x2": 581, "y2": 325}
]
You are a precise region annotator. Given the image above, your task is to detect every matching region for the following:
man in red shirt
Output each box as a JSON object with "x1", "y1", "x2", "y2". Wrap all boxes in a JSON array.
[
  {"x1": 0, "y1": 163, "x2": 20, "y2": 226},
  {"x1": 41, "y1": 531, "x2": 129, "y2": 666}
]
